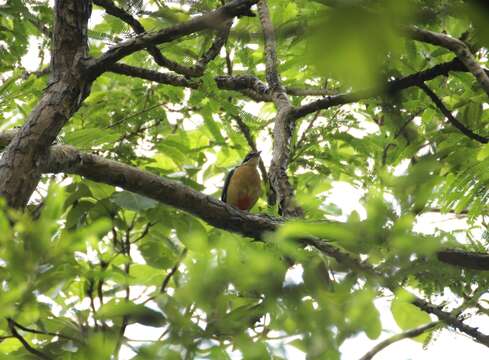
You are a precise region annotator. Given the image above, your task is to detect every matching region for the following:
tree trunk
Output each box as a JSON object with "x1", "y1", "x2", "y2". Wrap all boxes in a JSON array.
[{"x1": 0, "y1": 0, "x2": 92, "y2": 208}]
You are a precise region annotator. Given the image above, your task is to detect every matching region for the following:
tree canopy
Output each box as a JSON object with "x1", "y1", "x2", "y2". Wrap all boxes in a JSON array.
[{"x1": 1, "y1": 0, "x2": 489, "y2": 358}]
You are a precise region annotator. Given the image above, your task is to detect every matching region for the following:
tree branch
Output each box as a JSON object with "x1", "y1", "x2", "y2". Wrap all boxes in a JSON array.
[
  {"x1": 437, "y1": 249, "x2": 489, "y2": 270},
  {"x1": 94, "y1": 0, "x2": 232, "y2": 77},
  {"x1": 418, "y1": 82, "x2": 488, "y2": 143},
  {"x1": 107, "y1": 63, "x2": 198, "y2": 88},
  {"x1": 406, "y1": 26, "x2": 489, "y2": 98},
  {"x1": 292, "y1": 58, "x2": 471, "y2": 119},
  {"x1": 9, "y1": 320, "x2": 80, "y2": 343},
  {"x1": 88, "y1": 0, "x2": 257, "y2": 77},
  {"x1": 0, "y1": 130, "x2": 487, "y2": 347},
  {"x1": 7, "y1": 319, "x2": 51, "y2": 360},
  {"x1": 257, "y1": 0, "x2": 301, "y2": 216},
  {"x1": 359, "y1": 322, "x2": 440, "y2": 360}
]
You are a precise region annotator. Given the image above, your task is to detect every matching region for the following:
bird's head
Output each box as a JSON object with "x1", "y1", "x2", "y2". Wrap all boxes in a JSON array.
[{"x1": 241, "y1": 150, "x2": 261, "y2": 167}]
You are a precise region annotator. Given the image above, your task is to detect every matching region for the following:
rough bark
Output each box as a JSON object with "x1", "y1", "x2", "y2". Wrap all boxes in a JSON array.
[
  {"x1": 0, "y1": 0, "x2": 92, "y2": 209},
  {"x1": 1, "y1": 130, "x2": 487, "y2": 271},
  {"x1": 257, "y1": 0, "x2": 302, "y2": 216},
  {"x1": 0, "y1": 0, "x2": 257, "y2": 209},
  {"x1": 88, "y1": 0, "x2": 257, "y2": 76},
  {"x1": 0, "y1": 129, "x2": 487, "y2": 347},
  {"x1": 94, "y1": 0, "x2": 232, "y2": 77},
  {"x1": 406, "y1": 26, "x2": 489, "y2": 98}
]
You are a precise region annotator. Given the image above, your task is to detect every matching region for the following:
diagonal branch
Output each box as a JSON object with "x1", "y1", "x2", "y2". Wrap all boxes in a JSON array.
[
  {"x1": 8, "y1": 319, "x2": 51, "y2": 360},
  {"x1": 257, "y1": 0, "x2": 301, "y2": 216},
  {"x1": 94, "y1": 0, "x2": 232, "y2": 77},
  {"x1": 88, "y1": 0, "x2": 257, "y2": 77},
  {"x1": 418, "y1": 82, "x2": 488, "y2": 143},
  {"x1": 0, "y1": 130, "x2": 488, "y2": 347},
  {"x1": 359, "y1": 322, "x2": 440, "y2": 360},
  {"x1": 406, "y1": 26, "x2": 489, "y2": 98}
]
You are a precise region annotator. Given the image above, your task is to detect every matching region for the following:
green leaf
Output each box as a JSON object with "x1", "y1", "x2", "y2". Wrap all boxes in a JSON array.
[
  {"x1": 64, "y1": 128, "x2": 120, "y2": 148},
  {"x1": 391, "y1": 289, "x2": 432, "y2": 343},
  {"x1": 139, "y1": 238, "x2": 178, "y2": 269},
  {"x1": 97, "y1": 300, "x2": 166, "y2": 327},
  {"x1": 111, "y1": 191, "x2": 158, "y2": 211},
  {"x1": 461, "y1": 101, "x2": 483, "y2": 128}
]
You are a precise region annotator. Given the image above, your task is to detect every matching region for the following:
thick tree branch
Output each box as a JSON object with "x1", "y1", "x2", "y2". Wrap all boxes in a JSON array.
[
  {"x1": 418, "y1": 82, "x2": 489, "y2": 143},
  {"x1": 437, "y1": 249, "x2": 489, "y2": 270},
  {"x1": 257, "y1": 0, "x2": 301, "y2": 216},
  {"x1": 359, "y1": 322, "x2": 440, "y2": 360},
  {"x1": 94, "y1": 0, "x2": 232, "y2": 77},
  {"x1": 88, "y1": 0, "x2": 257, "y2": 77},
  {"x1": 406, "y1": 26, "x2": 489, "y2": 98}
]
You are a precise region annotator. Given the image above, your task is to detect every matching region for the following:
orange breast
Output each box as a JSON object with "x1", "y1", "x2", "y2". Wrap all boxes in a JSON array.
[{"x1": 226, "y1": 165, "x2": 261, "y2": 211}]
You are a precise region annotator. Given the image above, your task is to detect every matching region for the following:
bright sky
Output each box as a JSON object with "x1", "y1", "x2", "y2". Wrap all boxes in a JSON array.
[{"x1": 16, "y1": 6, "x2": 489, "y2": 360}]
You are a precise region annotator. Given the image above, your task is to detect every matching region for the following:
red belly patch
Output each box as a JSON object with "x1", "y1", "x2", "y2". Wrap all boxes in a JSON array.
[{"x1": 236, "y1": 196, "x2": 253, "y2": 210}]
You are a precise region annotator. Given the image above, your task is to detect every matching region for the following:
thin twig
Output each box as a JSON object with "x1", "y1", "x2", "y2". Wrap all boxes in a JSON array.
[
  {"x1": 7, "y1": 319, "x2": 51, "y2": 360},
  {"x1": 10, "y1": 320, "x2": 80, "y2": 343},
  {"x1": 418, "y1": 82, "x2": 488, "y2": 143},
  {"x1": 359, "y1": 322, "x2": 440, "y2": 360},
  {"x1": 160, "y1": 248, "x2": 188, "y2": 293}
]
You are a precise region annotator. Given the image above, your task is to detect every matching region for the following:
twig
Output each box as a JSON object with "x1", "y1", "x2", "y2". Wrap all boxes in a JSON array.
[
  {"x1": 94, "y1": 0, "x2": 232, "y2": 77},
  {"x1": 418, "y1": 82, "x2": 488, "y2": 143},
  {"x1": 359, "y1": 322, "x2": 440, "y2": 360},
  {"x1": 160, "y1": 248, "x2": 188, "y2": 293},
  {"x1": 7, "y1": 319, "x2": 51, "y2": 360},
  {"x1": 9, "y1": 320, "x2": 80, "y2": 343},
  {"x1": 232, "y1": 115, "x2": 269, "y2": 189}
]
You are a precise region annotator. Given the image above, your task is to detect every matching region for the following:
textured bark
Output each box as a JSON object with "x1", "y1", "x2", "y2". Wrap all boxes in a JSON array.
[
  {"x1": 88, "y1": 0, "x2": 257, "y2": 76},
  {"x1": 292, "y1": 58, "x2": 470, "y2": 119},
  {"x1": 257, "y1": 0, "x2": 302, "y2": 216},
  {"x1": 0, "y1": 0, "x2": 257, "y2": 209},
  {"x1": 407, "y1": 26, "x2": 489, "y2": 98},
  {"x1": 0, "y1": 129, "x2": 487, "y2": 347},
  {"x1": 0, "y1": 0, "x2": 92, "y2": 209},
  {"x1": 94, "y1": 0, "x2": 232, "y2": 77}
]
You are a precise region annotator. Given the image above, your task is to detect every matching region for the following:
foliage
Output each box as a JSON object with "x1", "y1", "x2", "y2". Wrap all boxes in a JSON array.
[{"x1": 1, "y1": 0, "x2": 489, "y2": 359}]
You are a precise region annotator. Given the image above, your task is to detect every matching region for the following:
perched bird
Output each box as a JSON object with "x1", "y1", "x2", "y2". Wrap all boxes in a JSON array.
[{"x1": 221, "y1": 151, "x2": 262, "y2": 211}]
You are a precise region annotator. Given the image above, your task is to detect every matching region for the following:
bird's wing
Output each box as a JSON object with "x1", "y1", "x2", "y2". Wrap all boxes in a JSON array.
[{"x1": 221, "y1": 167, "x2": 236, "y2": 202}]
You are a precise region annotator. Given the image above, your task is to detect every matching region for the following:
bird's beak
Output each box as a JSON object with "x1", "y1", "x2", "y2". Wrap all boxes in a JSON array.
[{"x1": 255, "y1": 151, "x2": 261, "y2": 157}]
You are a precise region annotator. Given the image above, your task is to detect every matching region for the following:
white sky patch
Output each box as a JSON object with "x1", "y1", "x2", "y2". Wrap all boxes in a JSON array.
[
  {"x1": 21, "y1": 36, "x2": 47, "y2": 71},
  {"x1": 326, "y1": 181, "x2": 366, "y2": 220}
]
